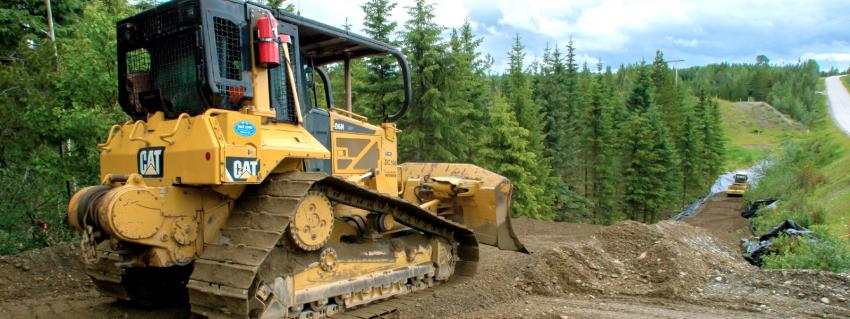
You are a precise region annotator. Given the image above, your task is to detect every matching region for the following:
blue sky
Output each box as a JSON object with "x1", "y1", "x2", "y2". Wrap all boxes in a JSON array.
[{"x1": 295, "y1": 0, "x2": 850, "y2": 72}]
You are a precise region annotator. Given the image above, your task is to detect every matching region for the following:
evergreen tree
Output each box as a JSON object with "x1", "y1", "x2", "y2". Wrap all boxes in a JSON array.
[
  {"x1": 693, "y1": 91, "x2": 725, "y2": 184},
  {"x1": 621, "y1": 67, "x2": 680, "y2": 223},
  {"x1": 675, "y1": 110, "x2": 703, "y2": 205},
  {"x1": 474, "y1": 93, "x2": 551, "y2": 219},
  {"x1": 622, "y1": 106, "x2": 680, "y2": 223},
  {"x1": 647, "y1": 106, "x2": 681, "y2": 221},
  {"x1": 399, "y1": 0, "x2": 464, "y2": 162},
  {"x1": 561, "y1": 39, "x2": 582, "y2": 180},
  {"x1": 622, "y1": 113, "x2": 657, "y2": 222},
  {"x1": 504, "y1": 35, "x2": 557, "y2": 218},
  {"x1": 578, "y1": 62, "x2": 593, "y2": 198},
  {"x1": 586, "y1": 64, "x2": 619, "y2": 224},
  {"x1": 506, "y1": 35, "x2": 545, "y2": 135},
  {"x1": 360, "y1": 0, "x2": 402, "y2": 120},
  {"x1": 0, "y1": 0, "x2": 86, "y2": 55},
  {"x1": 703, "y1": 96, "x2": 726, "y2": 181},
  {"x1": 651, "y1": 50, "x2": 684, "y2": 134},
  {"x1": 446, "y1": 21, "x2": 490, "y2": 161},
  {"x1": 626, "y1": 65, "x2": 654, "y2": 113},
  {"x1": 537, "y1": 44, "x2": 566, "y2": 162}
]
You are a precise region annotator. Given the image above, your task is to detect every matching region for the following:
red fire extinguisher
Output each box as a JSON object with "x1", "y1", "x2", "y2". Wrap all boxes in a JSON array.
[{"x1": 256, "y1": 13, "x2": 280, "y2": 68}]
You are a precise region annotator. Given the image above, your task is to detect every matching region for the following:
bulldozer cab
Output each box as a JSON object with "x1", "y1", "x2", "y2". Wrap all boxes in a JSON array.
[
  {"x1": 116, "y1": 0, "x2": 409, "y2": 126},
  {"x1": 734, "y1": 173, "x2": 748, "y2": 184}
]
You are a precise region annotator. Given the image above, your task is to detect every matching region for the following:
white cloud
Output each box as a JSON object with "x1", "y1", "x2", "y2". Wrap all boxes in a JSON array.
[
  {"x1": 296, "y1": 0, "x2": 476, "y2": 37},
  {"x1": 292, "y1": 0, "x2": 850, "y2": 71},
  {"x1": 666, "y1": 36, "x2": 698, "y2": 48},
  {"x1": 576, "y1": 54, "x2": 601, "y2": 68},
  {"x1": 495, "y1": 1, "x2": 580, "y2": 38},
  {"x1": 492, "y1": 0, "x2": 694, "y2": 51},
  {"x1": 430, "y1": 0, "x2": 473, "y2": 29},
  {"x1": 485, "y1": 25, "x2": 504, "y2": 37},
  {"x1": 802, "y1": 52, "x2": 850, "y2": 62}
]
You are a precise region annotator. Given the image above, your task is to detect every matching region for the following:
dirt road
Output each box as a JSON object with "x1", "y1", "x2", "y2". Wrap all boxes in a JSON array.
[
  {"x1": 683, "y1": 195, "x2": 750, "y2": 245},
  {"x1": 826, "y1": 75, "x2": 850, "y2": 136},
  {"x1": 1, "y1": 201, "x2": 848, "y2": 319}
]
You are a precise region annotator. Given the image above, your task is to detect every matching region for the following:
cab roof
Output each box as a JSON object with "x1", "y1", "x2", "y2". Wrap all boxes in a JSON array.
[{"x1": 277, "y1": 11, "x2": 403, "y2": 66}]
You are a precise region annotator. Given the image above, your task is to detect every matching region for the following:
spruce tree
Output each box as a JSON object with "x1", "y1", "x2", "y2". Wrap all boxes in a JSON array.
[
  {"x1": 578, "y1": 63, "x2": 593, "y2": 198},
  {"x1": 703, "y1": 96, "x2": 726, "y2": 181},
  {"x1": 475, "y1": 93, "x2": 551, "y2": 219},
  {"x1": 647, "y1": 106, "x2": 681, "y2": 222},
  {"x1": 622, "y1": 113, "x2": 657, "y2": 222},
  {"x1": 622, "y1": 106, "x2": 679, "y2": 223},
  {"x1": 360, "y1": 0, "x2": 402, "y2": 120},
  {"x1": 506, "y1": 35, "x2": 545, "y2": 136},
  {"x1": 626, "y1": 65, "x2": 654, "y2": 113},
  {"x1": 621, "y1": 66, "x2": 680, "y2": 223},
  {"x1": 561, "y1": 39, "x2": 582, "y2": 181},
  {"x1": 675, "y1": 110, "x2": 703, "y2": 205},
  {"x1": 586, "y1": 65, "x2": 619, "y2": 224},
  {"x1": 446, "y1": 21, "x2": 489, "y2": 162},
  {"x1": 651, "y1": 50, "x2": 683, "y2": 134},
  {"x1": 537, "y1": 44, "x2": 566, "y2": 164},
  {"x1": 399, "y1": 0, "x2": 464, "y2": 162},
  {"x1": 504, "y1": 35, "x2": 557, "y2": 219},
  {"x1": 605, "y1": 65, "x2": 629, "y2": 126}
]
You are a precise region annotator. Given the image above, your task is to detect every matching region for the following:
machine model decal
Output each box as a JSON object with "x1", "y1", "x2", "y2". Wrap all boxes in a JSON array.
[
  {"x1": 225, "y1": 157, "x2": 260, "y2": 182},
  {"x1": 138, "y1": 147, "x2": 165, "y2": 178},
  {"x1": 333, "y1": 120, "x2": 376, "y2": 135},
  {"x1": 233, "y1": 121, "x2": 257, "y2": 137}
]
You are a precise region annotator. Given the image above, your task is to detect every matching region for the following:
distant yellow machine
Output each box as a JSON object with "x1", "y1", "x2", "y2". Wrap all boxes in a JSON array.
[
  {"x1": 66, "y1": 1, "x2": 526, "y2": 318},
  {"x1": 726, "y1": 173, "x2": 749, "y2": 197}
]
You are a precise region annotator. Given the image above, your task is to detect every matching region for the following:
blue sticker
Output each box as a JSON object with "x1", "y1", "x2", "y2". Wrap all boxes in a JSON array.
[{"x1": 234, "y1": 121, "x2": 256, "y2": 137}]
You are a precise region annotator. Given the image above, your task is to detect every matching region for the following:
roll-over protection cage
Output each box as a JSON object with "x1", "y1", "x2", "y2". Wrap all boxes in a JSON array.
[{"x1": 116, "y1": 0, "x2": 411, "y2": 123}]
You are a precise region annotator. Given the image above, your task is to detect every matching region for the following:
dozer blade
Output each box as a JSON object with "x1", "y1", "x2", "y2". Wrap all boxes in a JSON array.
[{"x1": 400, "y1": 163, "x2": 528, "y2": 253}]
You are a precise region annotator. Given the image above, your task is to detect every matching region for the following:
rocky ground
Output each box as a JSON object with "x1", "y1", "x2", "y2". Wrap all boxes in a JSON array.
[{"x1": 1, "y1": 195, "x2": 847, "y2": 318}]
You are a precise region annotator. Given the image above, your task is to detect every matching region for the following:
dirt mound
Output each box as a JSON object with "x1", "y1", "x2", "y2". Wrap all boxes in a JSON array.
[
  {"x1": 515, "y1": 221, "x2": 751, "y2": 299},
  {"x1": 510, "y1": 218, "x2": 604, "y2": 239},
  {"x1": 0, "y1": 243, "x2": 93, "y2": 301},
  {"x1": 396, "y1": 220, "x2": 759, "y2": 318}
]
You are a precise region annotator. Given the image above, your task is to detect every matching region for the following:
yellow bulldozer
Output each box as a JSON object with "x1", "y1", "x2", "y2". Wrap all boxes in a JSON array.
[
  {"x1": 726, "y1": 173, "x2": 749, "y2": 197},
  {"x1": 66, "y1": 1, "x2": 526, "y2": 318}
]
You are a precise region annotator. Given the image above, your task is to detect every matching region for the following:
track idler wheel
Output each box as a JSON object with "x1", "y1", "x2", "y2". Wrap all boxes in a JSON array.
[{"x1": 286, "y1": 191, "x2": 334, "y2": 251}]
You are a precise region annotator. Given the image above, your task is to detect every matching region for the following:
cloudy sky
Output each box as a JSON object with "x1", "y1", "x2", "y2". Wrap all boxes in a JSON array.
[{"x1": 294, "y1": 0, "x2": 850, "y2": 72}]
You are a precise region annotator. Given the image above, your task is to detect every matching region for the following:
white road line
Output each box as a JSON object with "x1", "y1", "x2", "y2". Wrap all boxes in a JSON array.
[{"x1": 825, "y1": 75, "x2": 850, "y2": 137}]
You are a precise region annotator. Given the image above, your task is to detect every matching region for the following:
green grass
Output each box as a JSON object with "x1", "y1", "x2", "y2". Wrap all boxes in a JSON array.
[
  {"x1": 746, "y1": 78, "x2": 850, "y2": 272},
  {"x1": 719, "y1": 99, "x2": 804, "y2": 170},
  {"x1": 841, "y1": 75, "x2": 850, "y2": 91},
  {"x1": 802, "y1": 78, "x2": 850, "y2": 238}
]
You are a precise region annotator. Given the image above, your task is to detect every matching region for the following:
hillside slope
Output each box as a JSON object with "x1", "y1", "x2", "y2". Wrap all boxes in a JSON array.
[
  {"x1": 745, "y1": 78, "x2": 850, "y2": 271},
  {"x1": 719, "y1": 100, "x2": 804, "y2": 170}
]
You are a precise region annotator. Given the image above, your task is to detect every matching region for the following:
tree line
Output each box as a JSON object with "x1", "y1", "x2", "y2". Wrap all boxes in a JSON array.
[
  {"x1": 679, "y1": 57, "x2": 821, "y2": 124},
  {"x1": 330, "y1": 0, "x2": 731, "y2": 224}
]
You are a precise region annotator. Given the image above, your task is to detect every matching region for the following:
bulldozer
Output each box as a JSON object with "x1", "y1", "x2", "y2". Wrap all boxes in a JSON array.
[
  {"x1": 66, "y1": 0, "x2": 526, "y2": 318},
  {"x1": 726, "y1": 173, "x2": 749, "y2": 197}
]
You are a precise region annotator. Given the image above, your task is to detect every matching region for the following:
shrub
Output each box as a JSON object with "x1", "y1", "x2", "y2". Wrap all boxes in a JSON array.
[{"x1": 763, "y1": 230, "x2": 850, "y2": 273}]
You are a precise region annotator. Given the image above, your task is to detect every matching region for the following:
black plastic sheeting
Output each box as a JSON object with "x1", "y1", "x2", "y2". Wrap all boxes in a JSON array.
[
  {"x1": 741, "y1": 220, "x2": 817, "y2": 266},
  {"x1": 741, "y1": 199, "x2": 778, "y2": 219}
]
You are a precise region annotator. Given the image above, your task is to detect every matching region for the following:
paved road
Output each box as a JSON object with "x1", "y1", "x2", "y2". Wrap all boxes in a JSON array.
[{"x1": 826, "y1": 75, "x2": 850, "y2": 136}]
